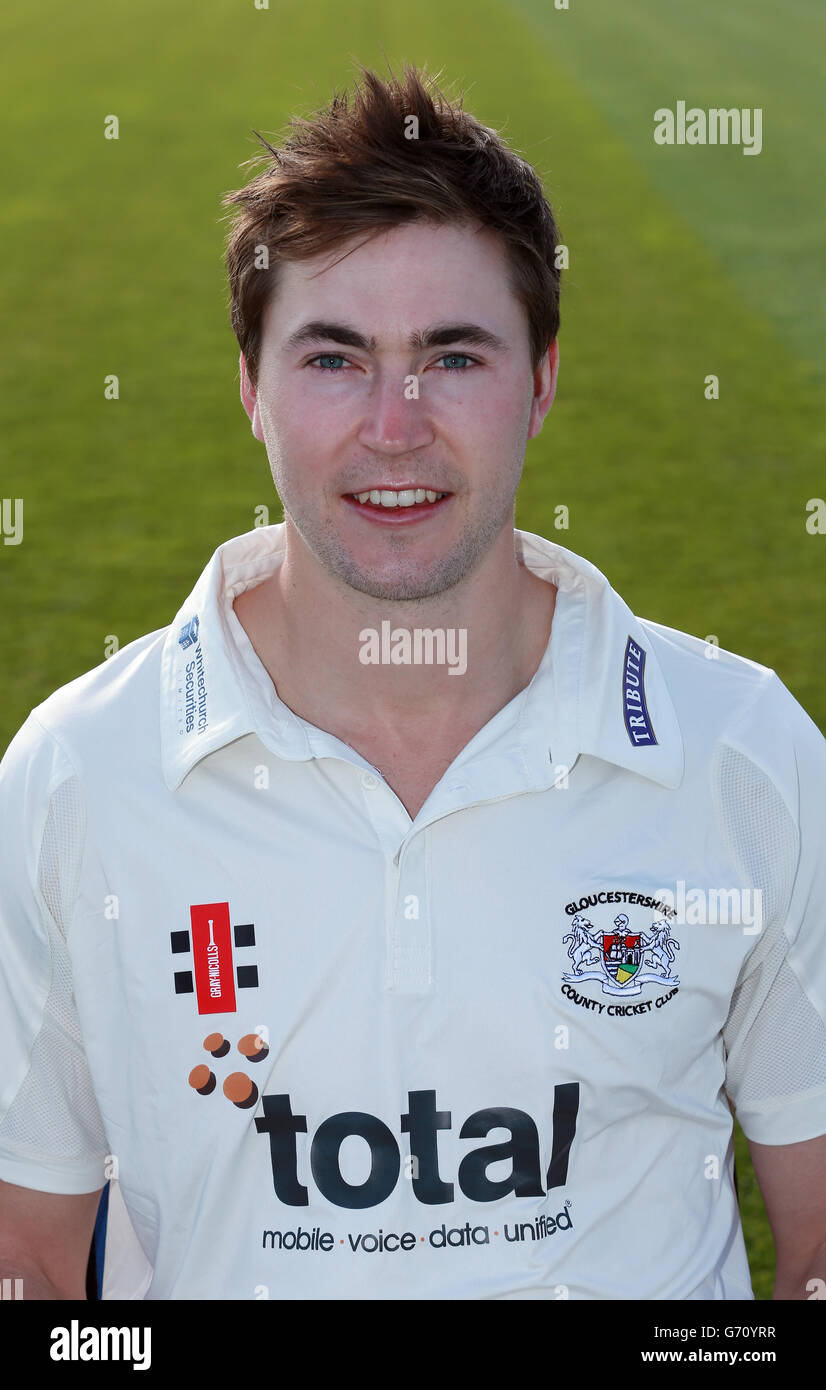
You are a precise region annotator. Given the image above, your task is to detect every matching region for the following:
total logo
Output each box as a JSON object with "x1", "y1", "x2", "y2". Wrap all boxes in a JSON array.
[{"x1": 254, "y1": 1084, "x2": 580, "y2": 1210}]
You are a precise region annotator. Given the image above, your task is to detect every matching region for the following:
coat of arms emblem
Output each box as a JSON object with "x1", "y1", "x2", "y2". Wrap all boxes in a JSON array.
[{"x1": 563, "y1": 911, "x2": 680, "y2": 997}]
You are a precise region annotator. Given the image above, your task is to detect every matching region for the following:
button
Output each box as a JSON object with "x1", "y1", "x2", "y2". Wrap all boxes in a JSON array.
[{"x1": 361, "y1": 772, "x2": 379, "y2": 790}]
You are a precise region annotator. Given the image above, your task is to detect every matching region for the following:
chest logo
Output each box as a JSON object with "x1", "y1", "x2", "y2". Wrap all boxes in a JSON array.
[
  {"x1": 563, "y1": 900, "x2": 680, "y2": 999},
  {"x1": 171, "y1": 902, "x2": 259, "y2": 1014}
]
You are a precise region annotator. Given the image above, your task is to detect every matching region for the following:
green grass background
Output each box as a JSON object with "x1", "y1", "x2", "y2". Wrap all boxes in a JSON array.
[{"x1": 2, "y1": 0, "x2": 824, "y2": 1299}]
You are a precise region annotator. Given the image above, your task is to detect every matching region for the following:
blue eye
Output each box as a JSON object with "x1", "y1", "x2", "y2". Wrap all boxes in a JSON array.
[
  {"x1": 437, "y1": 354, "x2": 475, "y2": 371},
  {"x1": 308, "y1": 354, "x2": 348, "y2": 371}
]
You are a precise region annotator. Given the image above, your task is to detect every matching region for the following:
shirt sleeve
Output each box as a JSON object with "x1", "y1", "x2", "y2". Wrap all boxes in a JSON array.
[
  {"x1": 721, "y1": 673, "x2": 826, "y2": 1144},
  {"x1": 0, "y1": 712, "x2": 109, "y2": 1192}
]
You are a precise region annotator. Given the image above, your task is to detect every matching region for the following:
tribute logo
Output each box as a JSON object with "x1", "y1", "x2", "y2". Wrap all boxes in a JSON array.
[
  {"x1": 254, "y1": 1084, "x2": 579, "y2": 1210},
  {"x1": 622, "y1": 636, "x2": 657, "y2": 746}
]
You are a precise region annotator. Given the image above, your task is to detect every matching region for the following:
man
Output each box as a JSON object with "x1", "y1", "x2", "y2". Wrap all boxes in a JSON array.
[{"x1": 1, "y1": 63, "x2": 825, "y2": 1301}]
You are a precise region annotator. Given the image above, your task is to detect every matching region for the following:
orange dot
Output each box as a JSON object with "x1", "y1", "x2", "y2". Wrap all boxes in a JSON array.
[
  {"x1": 203, "y1": 1032, "x2": 224, "y2": 1052},
  {"x1": 188, "y1": 1064, "x2": 211, "y2": 1090},
  {"x1": 420, "y1": 1236, "x2": 425, "y2": 1242},
  {"x1": 238, "y1": 1033, "x2": 267, "y2": 1059},
  {"x1": 340, "y1": 1239, "x2": 344, "y2": 1244},
  {"x1": 494, "y1": 1230, "x2": 499, "y2": 1236},
  {"x1": 223, "y1": 1071, "x2": 253, "y2": 1104}
]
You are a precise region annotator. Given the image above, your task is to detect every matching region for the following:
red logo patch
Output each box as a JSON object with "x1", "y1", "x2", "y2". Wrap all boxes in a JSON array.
[{"x1": 190, "y1": 902, "x2": 237, "y2": 1015}]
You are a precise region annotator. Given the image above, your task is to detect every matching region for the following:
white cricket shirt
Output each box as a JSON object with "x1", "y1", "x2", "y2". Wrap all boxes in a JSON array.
[{"x1": 2, "y1": 523, "x2": 826, "y2": 1301}]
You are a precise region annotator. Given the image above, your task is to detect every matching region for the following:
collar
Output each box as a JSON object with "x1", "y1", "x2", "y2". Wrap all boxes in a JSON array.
[
  {"x1": 160, "y1": 524, "x2": 684, "y2": 793},
  {"x1": 515, "y1": 530, "x2": 684, "y2": 790}
]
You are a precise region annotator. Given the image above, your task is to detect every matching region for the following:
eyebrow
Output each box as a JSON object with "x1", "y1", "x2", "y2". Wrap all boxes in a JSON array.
[{"x1": 283, "y1": 320, "x2": 508, "y2": 354}]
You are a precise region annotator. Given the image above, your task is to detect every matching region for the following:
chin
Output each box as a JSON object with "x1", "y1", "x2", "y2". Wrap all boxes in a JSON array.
[{"x1": 336, "y1": 566, "x2": 445, "y2": 603}]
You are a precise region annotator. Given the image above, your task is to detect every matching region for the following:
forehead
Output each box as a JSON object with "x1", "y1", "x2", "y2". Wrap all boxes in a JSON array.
[{"x1": 262, "y1": 219, "x2": 523, "y2": 343}]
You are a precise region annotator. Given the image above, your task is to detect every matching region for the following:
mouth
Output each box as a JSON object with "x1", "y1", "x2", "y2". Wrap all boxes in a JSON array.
[{"x1": 343, "y1": 487, "x2": 453, "y2": 524}]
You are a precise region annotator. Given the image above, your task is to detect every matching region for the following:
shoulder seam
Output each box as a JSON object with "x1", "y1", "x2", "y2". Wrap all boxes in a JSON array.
[{"x1": 28, "y1": 710, "x2": 86, "y2": 795}]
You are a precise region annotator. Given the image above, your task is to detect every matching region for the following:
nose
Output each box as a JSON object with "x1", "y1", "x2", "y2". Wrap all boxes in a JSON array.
[{"x1": 357, "y1": 367, "x2": 434, "y2": 456}]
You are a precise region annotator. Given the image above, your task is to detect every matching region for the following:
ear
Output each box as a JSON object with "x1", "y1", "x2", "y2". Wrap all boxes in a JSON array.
[
  {"x1": 527, "y1": 339, "x2": 559, "y2": 441},
  {"x1": 239, "y1": 353, "x2": 264, "y2": 442}
]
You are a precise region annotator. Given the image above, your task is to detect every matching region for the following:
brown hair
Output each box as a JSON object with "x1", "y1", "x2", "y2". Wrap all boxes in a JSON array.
[{"x1": 220, "y1": 62, "x2": 561, "y2": 392}]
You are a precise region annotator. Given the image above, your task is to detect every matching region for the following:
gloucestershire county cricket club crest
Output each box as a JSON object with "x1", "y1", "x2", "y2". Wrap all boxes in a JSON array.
[{"x1": 563, "y1": 911, "x2": 680, "y2": 998}]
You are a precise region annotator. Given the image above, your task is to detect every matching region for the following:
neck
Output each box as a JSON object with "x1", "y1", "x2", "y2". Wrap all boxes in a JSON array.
[{"x1": 237, "y1": 519, "x2": 556, "y2": 743}]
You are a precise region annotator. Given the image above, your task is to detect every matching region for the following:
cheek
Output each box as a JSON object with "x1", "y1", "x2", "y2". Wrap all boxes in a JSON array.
[
  {"x1": 262, "y1": 383, "x2": 326, "y2": 462},
  {"x1": 467, "y1": 373, "x2": 528, "y2": 433},
  {"x1": 275, "y1": 374, "x2": 355, "y2": 442},
  {"x1": 455, "y1": 386, "x2": 528, "y2": 471}
]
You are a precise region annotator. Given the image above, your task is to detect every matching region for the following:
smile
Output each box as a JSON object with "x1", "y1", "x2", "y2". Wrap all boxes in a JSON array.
[{"x1": 350, "y1": 489, "x2": 449, "y2": 508}]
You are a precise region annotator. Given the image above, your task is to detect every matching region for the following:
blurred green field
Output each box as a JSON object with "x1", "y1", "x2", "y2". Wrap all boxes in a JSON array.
[{"x1": 2, "y1": 0, "x2": 824, "y2": 1299}]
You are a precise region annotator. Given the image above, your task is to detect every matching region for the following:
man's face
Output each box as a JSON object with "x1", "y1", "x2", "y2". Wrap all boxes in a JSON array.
[{"x1": 240, "y1": 219, "x2": 558, "y2": 602}]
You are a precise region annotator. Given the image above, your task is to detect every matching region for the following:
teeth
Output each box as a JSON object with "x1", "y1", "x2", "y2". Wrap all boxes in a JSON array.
[{"x1": 352, "y1": 489, "x2": 446, "y2": 507}]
